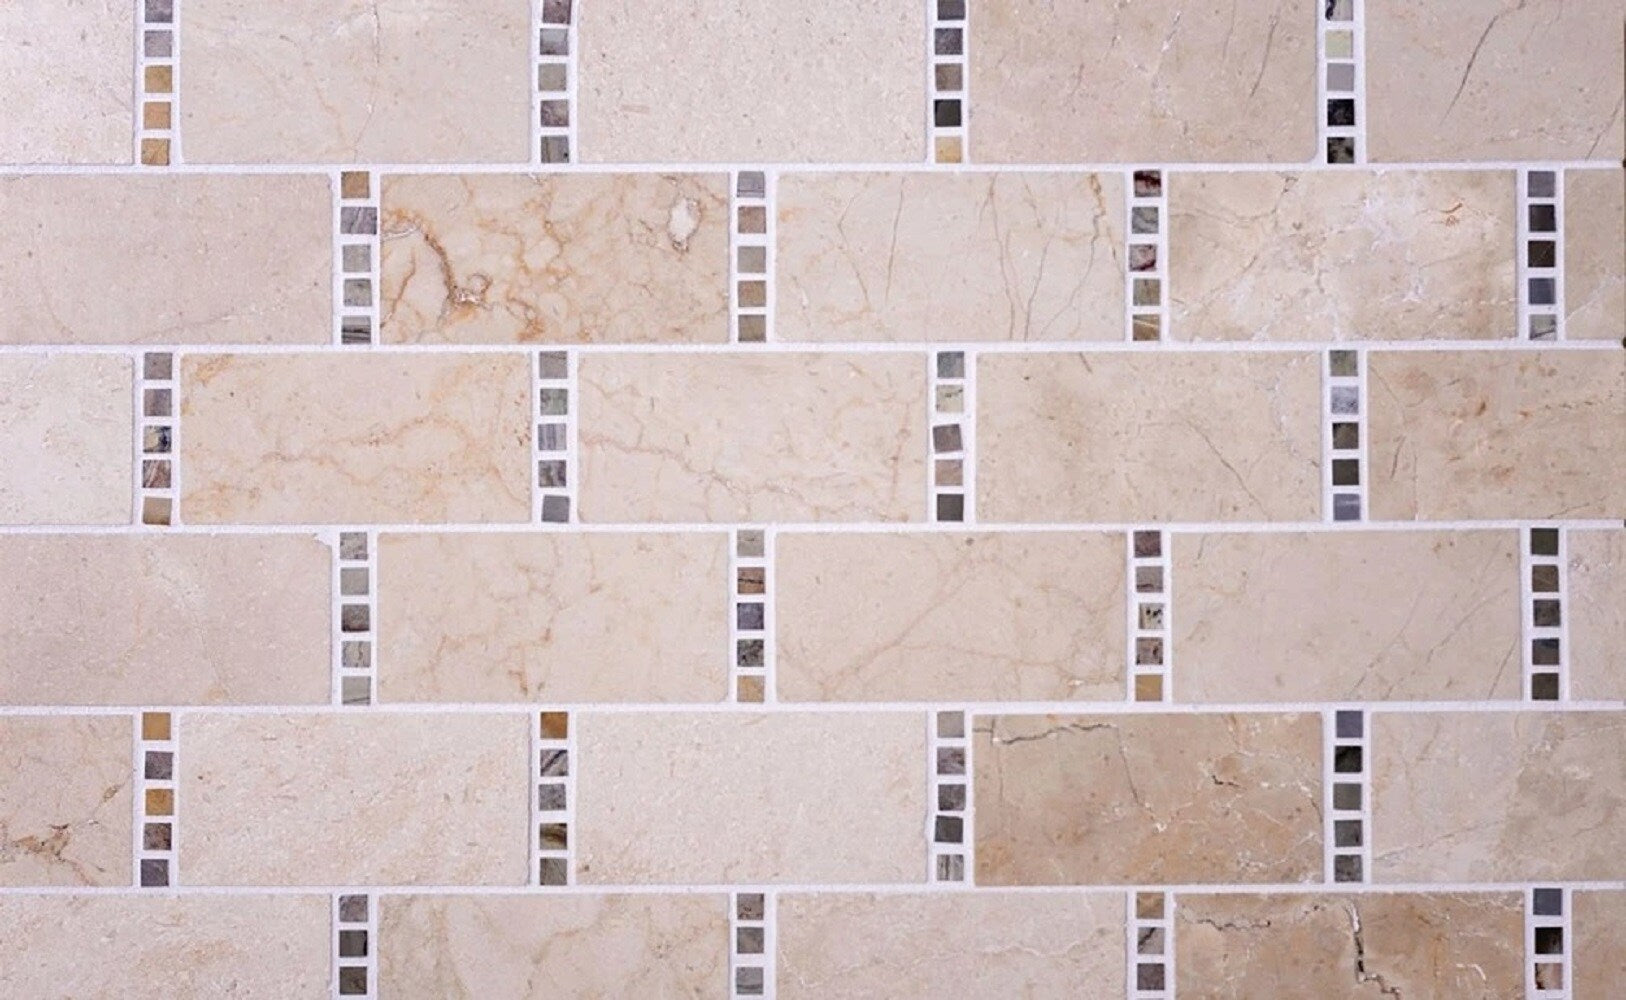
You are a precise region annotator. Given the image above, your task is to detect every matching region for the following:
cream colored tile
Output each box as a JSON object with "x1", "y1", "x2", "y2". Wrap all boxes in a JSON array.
[
  {"x1": 778, "y1": 892, "x2": 1125, "y2": 999},
  {"x1": 380, "y1": 174, "x2": 730, "y2": 344},
  {"x1": 0, "y1": 175, "x2": 330, "y2": 344},
  {"x1": 1173, "y1": 531, "x2": 1521, "y2": 702},
  {"x1": 1367, "y1": 350, "x2": 1626, "y2": 520},
  {"x1": 576, "y1": 712, "x2": 925, "y2": 883},
  {"x1": 180, "y1": 713, "x2": 528, "y2": 885},
  {"x1": 1372, "y1": 712, "x2": 1626, "y2": 881},
  {"x1": 0, "y1": 716, "x2": 131, "y2": 887},
  {"x1": 578, "y1": 352, "x2": 927, "y2": 522},
  {"x1": 0, "y1": 894, "x2": 329, "y2": 999},
  {"x1": 1570, "y1": 529, "x2": 1626, "y2": 701},
  {"x1": 776, "y1": 173, "x2": 1125, "y2": 342},
  {"x1": 974, "y1": 713, "x2": 1322, "y2": 884},
  {"x1": 1574, "y1": 891, "x2": 1626, "y2": 999},
  {"x1": 777, "y1": 532, "x2": 1124, "y2": 701},
  {"x1": 182, "y1": 0, "x2": 530, "y2": 163},
  {"x1": 378, "y1": 532, "x2": 729, "y2": 702},
  {"x1": 978, "y1": 352, "x2": 1321, "y2": 522},
  {"x1": 577, "y1": 0, "x2": 923, "y2": 162},
  {"x1": 1566, "y1": 169, "x2": 1625, "y2": 341},
  {"x1": 970, "y1": 0, "x2": 1315, "y2": 162},
  {"x1": 379, "y1": 894, "x2": 728, "y2": 998},
  {"x1": 1367, "y1": 0, "x2": 1625, "y2": 161},
  {"x1": 181, "y1": 353, "x2": 531, "y2": 524},
  {"x1": 1175, "y1": 893, "x2": 1524, "y2": 999},
  {"x1": 0, "y1": 355, "x2": 131, "y2": 525},
  {"x1": 1169, "y1": 171, "x2": 1516, "y2": 341},
  {"x1": 0, "y1": 0, "x2": 133, "y2": 164}
]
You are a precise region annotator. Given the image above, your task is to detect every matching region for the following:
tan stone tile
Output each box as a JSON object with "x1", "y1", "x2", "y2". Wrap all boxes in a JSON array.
[
  {"x1": 182, "y1": 0, "x2": 529, "y2": 163},
  {"x1": 577, "y1": 0, "x2": 924, "y2": 162},
  {"x1": 0, "y1": 534, "x2": 329, "y2": 705},
  {"x1": 180, "y1": 712, "x2": 529, "y2": 885},
  {"x1": 969, "y1": 0, "x2": 1315, "y2": 162},
  {"x1": 1575, "y1": 891, "x2": 1626, "y2": 999},
  {"x1": 777, "y1": 532, "x2": 1124, "y2": 701},
  {"x1": 1367, "y1": 350, "x2": 1626, "y2": 520},
  {"x1": 974, "y1": 713, "x2": 1322, "y2": 884},
  {"x1": 0, "y1": 0, "x2": 133, "y2": 164},
  {"x1": 181, "y1": 353, "x2": 531, "y2": 524},
  {"x1": 1169, "y1": 172, "x2": 1516, "y2": 341},
  {"x1": 1367, "y1": 0, "x2": 1625, "y2": 162},
  {"x1": 378, "y1": 532, "x2": 729, "y2": 702},
  {"x1": 1570, "y1": 529, "x2": 1626, "y2": 701},
  {"x1": 978, "y1": 352, "x2": 1321, "y2": 522},
  {"x1": 776, "y1": 173, "x2": 1125, "y2": 342},
  {"x1": 1371, "y1": 712, "x2": 1626, "y2": 881},
  {"x1": 1173, "y1": 530, "x2": 1521, "y2": 702},
  {"x1": 1175, "y1": 892, "x2": 1524, "y2": 999},
  {"x1": 380, "y1": 174, "x2": 730, "y2": 344},
  {"x1": 0, "y1": 894, "x2": 329, "y2": 998},
  {"x1": 576, "y1": 712, "x2": 925, "y2": 883},
  {"x1": 0, "y1": 716, "x2": 131, "y2": 887},
  {"x1": 1566, "y1": 169, "x2": 1625, "y2": 341},
  {"x1": 0, "y1": 175, "x2": 330, "y2": 345},
  {"x1": 578, "y1": 352, "x2": 927, "y2": 522},
  {"x1": 778, "y1": 892, "x2": 1124, "y2": 999},
  {"x1": 0, "y1": 355, "x2": 131, "y2": 526},
  {"x1": 379, "y1": 894, "x2": 728, "y2": 998}
]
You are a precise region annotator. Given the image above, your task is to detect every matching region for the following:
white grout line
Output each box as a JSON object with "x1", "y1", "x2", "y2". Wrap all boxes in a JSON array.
[
  {"x1": 534, "y1": 0, "x2": 576, "y2": 163},
  {"x1": 1129, "y1": 890, "x2": 1174, "y2": 999},
  {"x1": 1324, "y1": 348, "x2": 1367, "y2": 522},
  {"x1": 1319, "y1": 0, "x2": 1364, "y2": 165},
  {"x1": 533, "y1": 710, "x2": 575, "y2": 886},
  {"x1": 1128, "y1": 530, "x2": 1172, "y2": 703},
  {"x1": 135, "y1": 0, "x2": 179, "y2": 166},
  {"x1": 1126, "y1": 169, "x2": 1169, "y2": 341},
  {"x1": 1519, "y1": 169, "x2": 1565, "y2": 341},
  {"x1": 1527, "y1": 886, "x2": 1572, "y2": 999},
  {"x1": 1326, "y1": 707, "x2": 1371, "y2": 885},
  {"x1": 928, "y1": 708, "x2": 971, "y2": 884},
  {"x1": 332, "y1": 531, "x2": 377, "y2": 706},
  {"x1": 1522, "y1": 526, "x2": 1570, "y2": 702},
  {"x1": 135, "y1": 350, "x2": 179, "y2": 527},
  {"x1": 730, "y1": 170, "x2": 772, "y2": 343},
  {"x1": 929, "y1": 350, "x2": 971, "y2": 522},
  {"x1": 929, "y1": 0, "x2": 968, "y2": 164},
  {"x1": 729, "y1": 529, "x2": 771, "y2": 704},
  {"x1": 334, "y1": 169, "x2": 381, "y2": 345},
  {"x1": 134, "y1": 710, "x2": 177, "y2": 888},
  {"x1": 534, "y1": 349, "x2": 574, "y2": 523}
]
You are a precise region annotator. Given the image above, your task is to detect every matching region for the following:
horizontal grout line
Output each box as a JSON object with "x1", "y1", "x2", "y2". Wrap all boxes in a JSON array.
[
  {"x1": 4, "y1": 520, "x2": 1620, "y2": 535},
  {"x1": 3, "y1": 701, "x2": 1622, "y2": 716}
]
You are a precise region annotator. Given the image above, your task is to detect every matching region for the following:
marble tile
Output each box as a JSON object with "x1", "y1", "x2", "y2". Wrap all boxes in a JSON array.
[
  {"x1": 778, "y1": 892, "x2": 1125, "y2": 999},
  {"x1": 1574, "y1": 891, "x2": 1626, "y2": 999},
  {"x1": 776, "y1": 532, "x2": 1124, "y2": 701},
  {"x1": 0, "y1": 534, "x2": 329, "y2": 705},
  {"x1": 182, "y1": 0, "x2": 530, "y2": 163},
  {"x1": 377, "y1": 532, "x2": 729, "y2": 702},
  {"x1": 1367, "y1": 350, "x2": 1626, "y2": 520},
  {"x1": 0, "y1": 716, "x2": 131, "y2": 887},
  {"x1": 969, "y1": 0, "x2": 1316, "y2": 162},
  {"x1": 180, "y1": 712, "x2": 529, "y2": 885},
  {"x1": 578, "y1": 352, "x2": 927, "y2": 522},
  {"x1": 380, "y1": 174, "x2": 730, "y2": 344},
  {"x1": 1371, "y1": 712, "x2": 1626, "y2": 881},
  {"x1": 1569, "y1": 529, "x2": 1626, "y2": 701},
  {"x1": 1169, "y1": 171, "x2": 1516, "y2": 341},
  {"x1": 577, "y1": 0, "x2": 924, "y2": 162},
  {"x1": 0, "y1": 355, "x2": 132, "y2": 526},
  {"x1": 1566, "y1": 169, "x2": 1625, "y2": 341},
  {"x1": 0, "y1": 175, "x2": 330, "y2": 344},
  {"x1": 181, "y1": 353, "x2": 531, "y2": 524},
  {"x1": 776, "y1": 173, "x2": 1125, "y2": 342},
  {"x1": 575, "y1": 712, "x2": 925, "y2": 883},
  {"x1": 974, "y1": 713, "x2": 1322, "y2": 884},
  {"x1": 1366, "y1": 0, "x2": 1626, "y2": 162},
  {"x1": 1173, "y1": 530, "x2": 1521, "y2": 702},
  {"x1": 0, "y1": 0, "x2": 133, "y2": 164},
  {"x1": 978, "y1": 352, "x2": 1321, "y2": 522}
]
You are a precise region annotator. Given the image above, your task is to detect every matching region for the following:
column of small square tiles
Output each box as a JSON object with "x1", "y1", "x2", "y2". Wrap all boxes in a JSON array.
[
  {"x1": 732, "y1": 171, "x2": 772, "y2": 343},
  {"x1": 1320, "y1": 0, "x2": 1364, "y2": 164},
  {"x1": 137, "y1": 0, "x2": 178, "y2": 166},
  {"x1": 335, "y1": 171, "x2": 380, "y2": 346},
  {"x1": 1528, "y1": 887, "x2": 1571, "y2": 999},
  {"x1": 1325, "y1": 348, "x2": 1366, "y2": 522},
  {"x1": 1520, "y1": 170, "x2": 1564, "y2": 341},
  {"x1": 731, "y1": 892, "x2": 774, "y2": 998},
  {"x1": 333, "y1": 531, "x2": 376, "y2": 706},
  {"x1": 534, "y1": 710, "x2": 573, "y2": 886},
  {"x1": 931, "y1": 350, "x2": 970, "y2": 522},
  {"x1": 1127, "y1": 171, "x2": 1168, "y2": 341},
  {"x1": 534, "y1": 350, "x2": 574, "y2": 523},
  {"x1": 535, "y1": 0, "x2": 574, "y2": 163},
  {"x1": 1327, "y1": 709, "x2": 1369, "y2": 884},
  {"x1": 1129, "y1": 531, "x2": 1170, "y2": 703},
  {"x1": 135, "y1": 711, "x2": 176, "y2": 887},
  {"x1": 334, "y1": 893, "x2": 376, "y2": 999},
  {"x1": 732, "y1": 529, "x2": 771, "y2": 704},
  {"x1": 930, "y1": 710, "x2": 969, "y2": 883},
  {"x1": 137, "y1": 351, "x2": 178, "y2": 527},
  {"x1": 1130, "y1": 891, "x2": 1173, "y2": 999},
  {"x1": 930, "y1": 0, "x2": 967, "y2": 163},
  {"x1": 1523, "y1": 527, "x2": 1568, "y2": 701}
]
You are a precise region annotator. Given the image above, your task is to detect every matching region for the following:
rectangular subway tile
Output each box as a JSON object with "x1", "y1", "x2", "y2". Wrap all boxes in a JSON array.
[
  {"x1": 1574, "y1": 891, "x2": 1626, "y2": 999},
  {"x1": 0, "y1": 715, "x2": 132, "y2": 887},
  {"x1": 1565, "y1": 169, "x2": 1625, "y2": 341},
  {"x1": 1569, "y1": 529, "x2": 1626, "y2": 700},
  {"x1": 0, "y1": 354, "x2": 132, "y2": 525},
  {"x1": 0, "y1": 1, "x2": 134, "y2": 164}
]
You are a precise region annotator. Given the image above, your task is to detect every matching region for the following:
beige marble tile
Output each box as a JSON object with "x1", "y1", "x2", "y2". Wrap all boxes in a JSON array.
[
  {"x1": 0, "y1": 534, "x2": 329, "y2": 705},
  {"x1": 778, "y1": 892, "x2": 1124, "y2": 999},
  {"x1": 1174, "y1": 530, "x2": 1521, "y2": 702},
  {"x1": 0, "y1": 894, "x2": 329, "y2": 999},
  {"x1": 1569, "y1": 529, "x2": 1626, "y2": 701},
  {"x1": 776, "y1": 173, "x2": 1125, "y2": 342},
  {"x1": 576, "y1": 712, "x2": 925, "y2": 883},
  {"x1": 1367, "y1": 0, "x2": 1625, "y2": 162},
  {"x1": 180, "y1": 712, "x2": 528, "y2": 885},
  {"x1": 777, "y1": 532, "x2": 1124, "y2": 701},
  {"x1": 1169, "y1": 171, "x2": 1516, "y2": 341},
  {"x1": 978, "y1": 352, "x2": 1321, "y2": 522},
  {"x1": 0, "y1": 175, "x2": 330, "y2": 344},
  {"x1": 0, "y1": 355, "x2": 132, "y2": 526},
  {"x1": 974, "y1": 713, "x2": 1322, "y2": 884},
  {"x1": 379, "y1": 894, "x2": 728, "y2": 998},
  {"x1": 1175, "y1": 892, "x2": 1524, "y2": 999},
  {"x1": 578, "y1": 352, "x2": 927, "y2": 522},
  {"x1": 182, "y1": 0, "x2": 530, "y2": 163},
  {"x1": 0, "y1": 716, "x2": 131, "y2": 887},
  {"x1": 970, "y1": 0, "x2": 1316, "y2": 162},
  {"x1": 1372, "y1": 712, "x2": 1626, "y2": 881},
  {"x1": 380, "y1": 174, "x2": 730, "y2": 344},
  {"x1": 378, "y1": 532, "x2": 729, "y2": 702},
  {"x1": 0, "y1": 0, "x2": 133, "y2": 164},
  {"x1": 181, "y1": 353, "x2": 531, "y2": 524},
  {"x1": 1566, "y1": 169, "x2": 1625, "y2": 341},
  {"x1": 1574, "y1": 891, "x2": 1626, "y2": 999},
  {"x1": 577, "y1": 0, "x2": 923, "y2": 162},
  {"x1": 1367, "y1": 350, "x2": 1626, "y2": 520}
]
